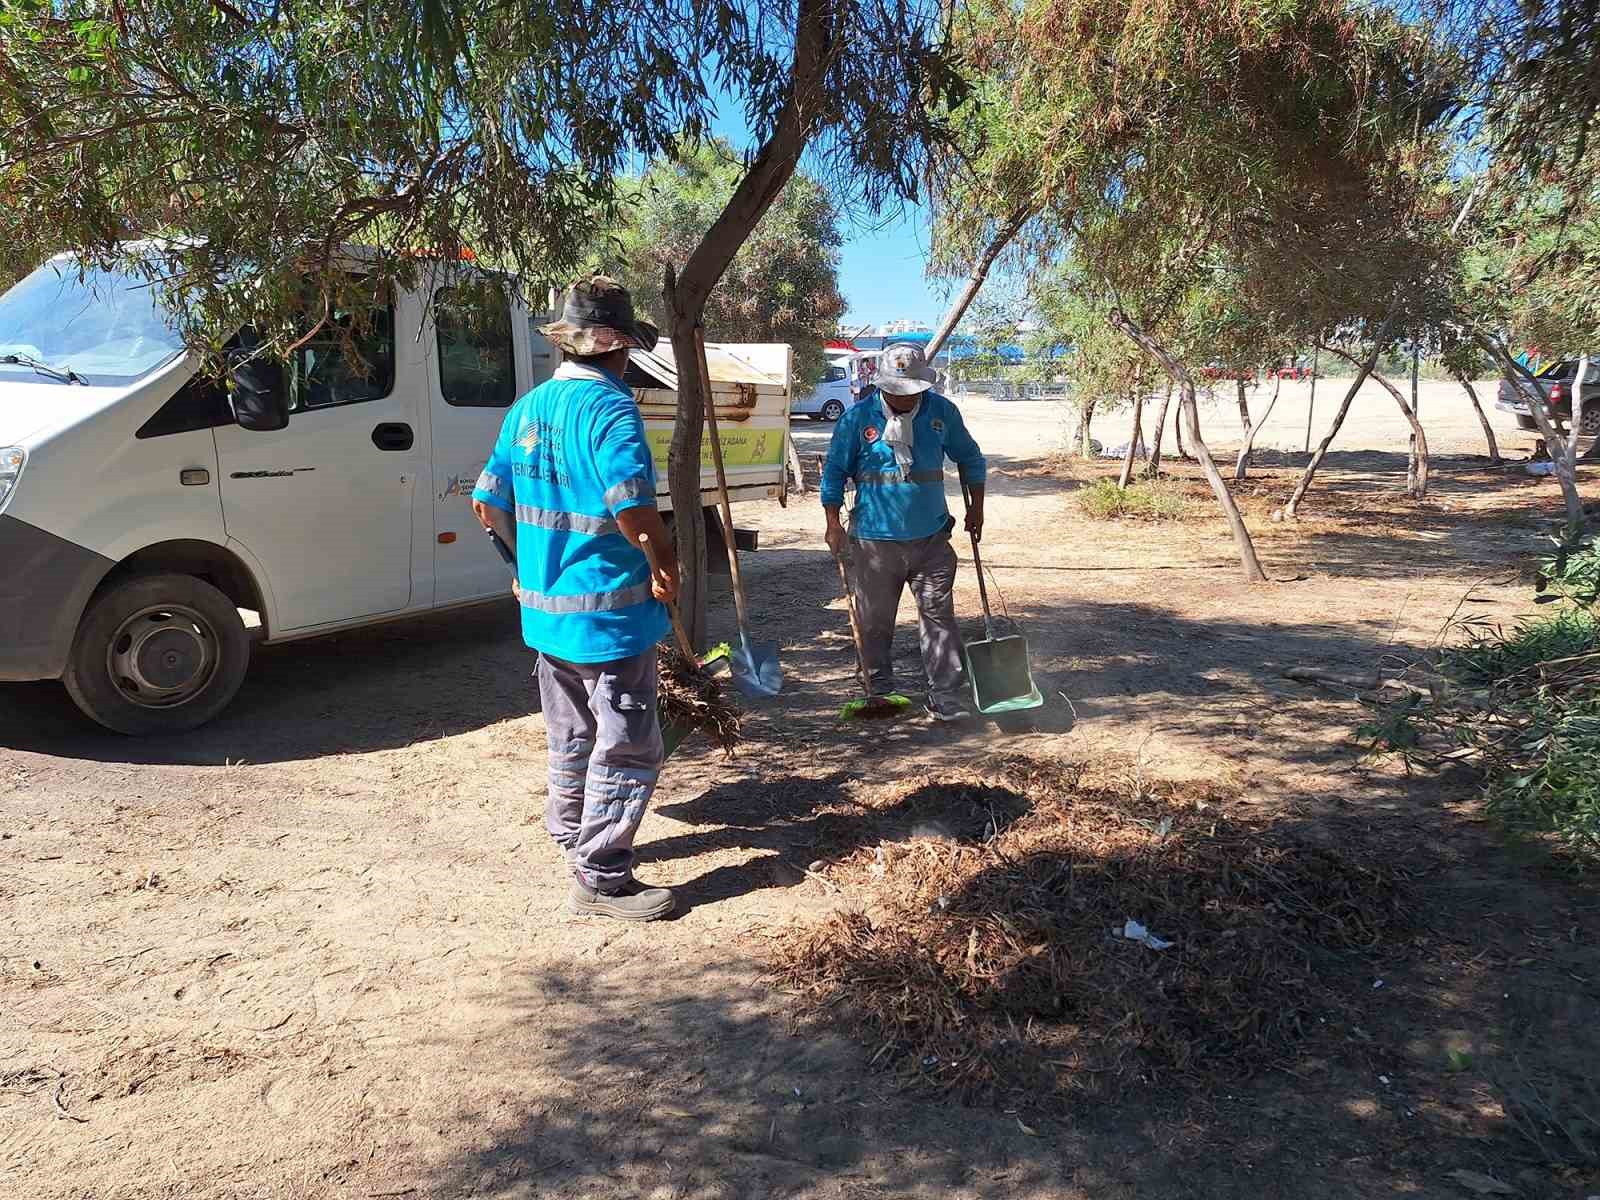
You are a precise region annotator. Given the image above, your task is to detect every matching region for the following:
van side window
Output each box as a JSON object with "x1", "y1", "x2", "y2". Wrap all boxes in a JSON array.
[
  {"x1": 437, "y1": 285, "x2": 515, "y2": 408},
  {"x1": 824, "y1": 365, "x2": 847, "y2": 383},
  {"x1": 290, "y1": 293, "x2": 396, "y2": 412}
]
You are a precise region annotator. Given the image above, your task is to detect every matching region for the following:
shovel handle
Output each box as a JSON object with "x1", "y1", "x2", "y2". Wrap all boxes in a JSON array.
[
  {"x1": 961, "y1": 479, "x2": 995, "y2": 636},
  {"x1": 486, "y1": 526, "x2": 516, "y2": 567},
  {"x1": 834, "y1": 551, "x2": 874, "y2": 697},
  {"x1": 695, "y1": 325, "x2": 754, "y2": 641},
  {"x1": 638, "y1": 533, "x2": 696, "y2": 659}
]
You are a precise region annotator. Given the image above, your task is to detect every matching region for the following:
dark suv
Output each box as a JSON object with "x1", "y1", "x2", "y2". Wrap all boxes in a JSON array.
[{"x1": 1496, "y1": 359, "x2": 1600, "y2": 435}]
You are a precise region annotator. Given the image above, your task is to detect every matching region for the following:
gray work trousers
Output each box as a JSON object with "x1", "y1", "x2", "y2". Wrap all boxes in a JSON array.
[
  {"x1": 537, "y1": 648, "x2": 664, "y2": 892},
  {"x1": 851, "y1": 532, "x2": 967, "y2": 714}
]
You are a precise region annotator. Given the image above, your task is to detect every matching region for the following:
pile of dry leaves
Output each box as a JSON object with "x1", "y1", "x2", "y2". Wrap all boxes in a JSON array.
[
  {"x1": 769, "y1": 757, "x2": 1408, "y2": 1105},
  {"x1": 657, "y1": 646, "x2": 741, "y2": 755}
]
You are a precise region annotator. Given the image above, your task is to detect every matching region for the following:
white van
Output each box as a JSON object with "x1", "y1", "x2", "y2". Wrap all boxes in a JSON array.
[
  {"x1": 790, "y1": 361, "x2": 851, "y2": 421},
  {"x1": 0, "y1": 254, "x2": 791, "y2": 735}
]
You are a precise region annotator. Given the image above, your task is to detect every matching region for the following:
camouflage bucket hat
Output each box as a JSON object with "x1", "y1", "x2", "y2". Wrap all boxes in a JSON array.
[{"x1": 540, "y1": 275, "x2": 659, "y2": 356}]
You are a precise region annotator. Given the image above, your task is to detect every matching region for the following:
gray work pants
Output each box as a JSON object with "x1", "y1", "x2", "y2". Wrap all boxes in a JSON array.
[
  {"x1": 851, "y1": 532, "x2": 967, "y2": 714},
  {"x1": 537, "y1": 649, "x2": 663, "y2": 892}
]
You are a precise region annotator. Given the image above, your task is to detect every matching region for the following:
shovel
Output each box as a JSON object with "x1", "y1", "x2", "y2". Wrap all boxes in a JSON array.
[
  {"x1": 959, "y1": 482, "x2": 1043, "y2": 715},
  {"x1": 694, "y1": 325, "x2": 782, "y2": 698}
]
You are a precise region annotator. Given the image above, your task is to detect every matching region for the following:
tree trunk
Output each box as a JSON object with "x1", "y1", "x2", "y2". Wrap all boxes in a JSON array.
[
  {"x1": 1368, "y1": 368, "x2": 1430, "y2": 499},
  {"x1": 1236, "y1": 378, "x2": 1251, "y2": 438},
  {"x1": 1109, "y1": 310, "x2": 1268, "y2": 582},
  {"x1": 660, "y1": 0, "x2": 829, "y2": 648},
  {"x1": 1146, "y1": 382, "x2": 1174, "y2": 477},
  {"x1": 1236, "y1": 372, "x2": 1282, "y2": 481},
  {"x1": 1482, "y1": 335, "x2": 1586, "y2": 531},
  {"x1": 1456, "y1": 374, "x2": 1501, "y2": 464},
  {"x1": 1077, "y1": 396, "x2": 1097, "y2": 458},
  {"x1": 664, "y1": 276, "x2": 711, "y2": 650},
  {"x1": 1406, "y1": 347, "x2": 1421, "y2": 496},
  {"x1": 1118, "y1": 390, "x2": 1145, "y2": 489},
  {"x1": 1282, "y1": 336, "x2": 1386, "y2": 520},
  {"x1": 1568, "y1": 354, "x2": 1589, "y2": 481},
  {"x1": 1173, "y1": 391, "x2": 1189, "y2": 459},
  {"x1": 924, "y1": 205, "x2": 1035, "y2": 361},
  {"x1": 1304, "y1": 348, "x2": 1319, "y2": 453}
]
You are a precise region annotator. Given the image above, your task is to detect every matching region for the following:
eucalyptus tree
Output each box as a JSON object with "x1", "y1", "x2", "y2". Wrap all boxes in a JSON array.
[
  {"x1": 923, "y1": 0, "x2": 1456, "y2": 581},
  {"x1": 0, "y1": 0, "x2": 966, "y2": 644}
]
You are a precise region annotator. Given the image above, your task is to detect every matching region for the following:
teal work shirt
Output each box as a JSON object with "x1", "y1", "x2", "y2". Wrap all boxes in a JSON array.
[
  {"x1": 820, "y1": 392, "x2": 987, "y2": 541},
  {"x1": 473, "y1": 363, "x2": 669, "y2": 663}
]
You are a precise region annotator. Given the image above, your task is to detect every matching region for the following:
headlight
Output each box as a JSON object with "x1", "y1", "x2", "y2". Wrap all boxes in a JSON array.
[{"x1": 0, "y1": 447, "x2": 24, "y2": 512}]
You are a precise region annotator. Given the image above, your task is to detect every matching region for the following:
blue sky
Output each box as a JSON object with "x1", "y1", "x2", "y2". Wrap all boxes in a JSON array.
[
  {"x1": 836, "y1": 205, "x2": 948, "y2": 331},
  {"x1": 706, "y1": 99, "x2": 947, "y2": 330}
]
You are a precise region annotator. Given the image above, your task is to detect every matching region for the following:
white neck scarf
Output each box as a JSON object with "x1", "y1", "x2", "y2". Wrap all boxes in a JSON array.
[
  {"x1": 881, "y1": 395, "x2": 920, "y2": 476},
  {"x1": 554, "y1": 361, "x2": 611, "y2": 384}
]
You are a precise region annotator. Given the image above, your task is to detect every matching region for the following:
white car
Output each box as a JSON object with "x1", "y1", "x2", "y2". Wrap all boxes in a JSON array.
[{"x1": 791, "y1": 363, "x2": 851, "y2": 422}]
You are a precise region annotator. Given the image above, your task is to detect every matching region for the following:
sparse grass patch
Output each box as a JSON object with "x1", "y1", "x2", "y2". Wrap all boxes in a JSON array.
[
  {"x1": 1076, "y1": 477, "x2": 1194, "y2": 521},
  {"x1": 1363, "y1": 605, "x2": 1600, "y2": 859}
]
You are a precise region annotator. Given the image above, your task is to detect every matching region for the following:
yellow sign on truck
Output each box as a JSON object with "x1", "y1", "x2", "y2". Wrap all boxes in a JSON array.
[{"x1": 627, "y1": 342, "x2": 795, "y2": 510}]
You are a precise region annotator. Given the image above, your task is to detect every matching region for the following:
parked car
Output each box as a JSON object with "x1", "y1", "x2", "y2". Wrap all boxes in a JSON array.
[
  {"x1": 1496, "y1": 358, "x2": 1600, "y2": 435},
  {"x1": 1273, "y1": 359, "x2": 1316, "y2": 380},
  {"x1": 792, "y1": 362, "x2": 851, "y2": 421},
  {"x1": 1197, "y1": 363, "x2": 1257, "y2": 383}
]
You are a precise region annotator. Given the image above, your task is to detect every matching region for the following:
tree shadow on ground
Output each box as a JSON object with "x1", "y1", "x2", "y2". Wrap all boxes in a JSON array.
[
  {"x1": 730, "y1": 539, "x2": 1472, "y2": 799},
  {"x1": 647, "y1": 771, "x2": 1035, "y2": 913},
  {"x1": 415, "y1": 800, "x2": 1600, "y2": 1200},
  {"x1": 0, "y1": 601, "x2": 537, "y2": 765}
]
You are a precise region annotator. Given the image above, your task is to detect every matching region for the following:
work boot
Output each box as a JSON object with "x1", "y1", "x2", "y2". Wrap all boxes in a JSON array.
[
  {"x1": 566, "y1": 878, "x2": 676, "y2": 922},
  {"x1": 925, "y1": 701, "x2": 973, "y2": 723}
]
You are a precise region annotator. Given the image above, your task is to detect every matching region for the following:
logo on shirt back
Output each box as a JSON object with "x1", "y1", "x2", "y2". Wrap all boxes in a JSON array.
[
  {"x1": 863, "y1": 426, "x2": 880, "y2": 443},
  {"x1": 516, "y1": 423, "x2": 541, "y2": 452}
]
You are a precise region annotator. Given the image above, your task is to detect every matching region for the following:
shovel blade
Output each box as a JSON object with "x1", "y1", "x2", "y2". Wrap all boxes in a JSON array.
[
  {"x1": 730, "y1": 638, "x2": 783, "y2": 698},
  {"x1": 963, "y1": 634, "x2": 1042, "y2": 714}
]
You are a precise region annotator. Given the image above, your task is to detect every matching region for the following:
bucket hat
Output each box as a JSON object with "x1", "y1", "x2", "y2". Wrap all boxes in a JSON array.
[
  {"x1": 875, "y1": 342, "x2": 939, "y2": 395},
  {"x1": 540, "y1": 276, "x2": 659, "y2": 355}
]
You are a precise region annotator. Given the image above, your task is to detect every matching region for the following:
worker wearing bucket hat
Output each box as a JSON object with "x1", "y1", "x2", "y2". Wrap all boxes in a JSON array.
[
  {"x1": 472, "y1": 276, "x2": 681, "y2": 922},
  {"x1": 821, "y1": 342, "x2": 987, "y2": 721}
]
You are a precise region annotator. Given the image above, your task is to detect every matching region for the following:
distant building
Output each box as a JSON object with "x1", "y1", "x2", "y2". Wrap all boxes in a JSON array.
[{"x1": 878, "y1": 318, "x2": 933, "y2": 336}]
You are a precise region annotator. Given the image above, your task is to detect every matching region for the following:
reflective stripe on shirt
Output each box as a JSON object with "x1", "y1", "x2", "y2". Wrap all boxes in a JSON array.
[
  {"x1": 603, "y1": 477, "x2": 655, "y2": 509},
  {"x1": 857, "y1": 469, "x2": 946, "y2": 486},
  {"x1": 515, "y1": 503, "x2": 618, "y2": 537},
  {"x1": 476, "y1": 470, "x2": 511, "y2": 500},
  {"x1": 517, "y1": 579, "x2": 655, "y2": 614}
]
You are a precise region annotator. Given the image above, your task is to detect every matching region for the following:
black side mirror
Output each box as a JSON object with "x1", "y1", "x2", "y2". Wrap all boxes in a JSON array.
[{"x1": 226, "y1": 330, "x2": 289, "y2": 432}]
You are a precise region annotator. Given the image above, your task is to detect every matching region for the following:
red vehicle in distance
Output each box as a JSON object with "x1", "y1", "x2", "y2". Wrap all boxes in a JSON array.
[{"x1": 1197, "y1": 363, "x2": 1258, "y2": 383}]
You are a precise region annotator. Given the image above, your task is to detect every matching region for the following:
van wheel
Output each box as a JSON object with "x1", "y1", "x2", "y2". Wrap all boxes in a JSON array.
[
  {"x1": 1583, "y1": 406, "x2": 1600, "y2": 437},
  {"x1": 63, "y1": 573, "x2": 250, "y2": 736},
  {"x1": 821, "y1": 399, "x2": 846, "y2": 422}
]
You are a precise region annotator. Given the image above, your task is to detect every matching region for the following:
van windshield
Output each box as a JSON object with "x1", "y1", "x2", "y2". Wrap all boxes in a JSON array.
[{"x1": 0, "y1": 259, "x2": 186, "y2": 387}]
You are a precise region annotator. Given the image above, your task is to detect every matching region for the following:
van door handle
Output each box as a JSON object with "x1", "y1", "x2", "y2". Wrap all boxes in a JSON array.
[{"x1": 372, "y1": 422, "x2": 413, "y2": 451}]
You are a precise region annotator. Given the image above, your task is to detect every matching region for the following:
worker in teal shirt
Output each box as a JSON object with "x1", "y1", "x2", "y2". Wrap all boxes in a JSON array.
[
  {"x1": 473, "y1": 277, "x2": 680, "y2": 922},
  {"x1": 821, "y1": 343, "x2": 987, "y2": 719}
]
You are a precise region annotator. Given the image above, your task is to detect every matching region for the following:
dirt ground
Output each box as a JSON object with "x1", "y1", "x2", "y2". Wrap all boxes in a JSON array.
[{"x1": 4, "y1": 375, "x2": 1598, "y2": 1200}]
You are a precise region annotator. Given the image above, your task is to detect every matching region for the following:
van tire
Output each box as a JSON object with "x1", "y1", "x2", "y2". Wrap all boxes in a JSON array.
[
  {"x1": 821, "y1": 399, "x2": 846, "y2": 422},
  {"x1": 63, "y1": 573, "x2": 250, "y2": 736}
]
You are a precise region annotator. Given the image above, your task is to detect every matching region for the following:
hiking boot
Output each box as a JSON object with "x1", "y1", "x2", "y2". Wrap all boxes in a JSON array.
[
  {"x1": 566, "y1": 878, "x2": 676, "y2": 922},
  {"x1": 925, "y1": 702, "x2": 973, "y2": 723}
]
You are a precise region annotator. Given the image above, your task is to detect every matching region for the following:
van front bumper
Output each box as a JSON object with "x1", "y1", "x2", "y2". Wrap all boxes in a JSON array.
[{"x1": 0, "y1": 515, "x2": 114, "y2": 682}]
